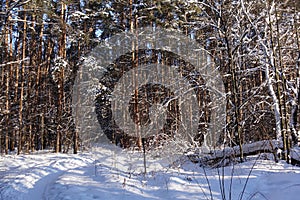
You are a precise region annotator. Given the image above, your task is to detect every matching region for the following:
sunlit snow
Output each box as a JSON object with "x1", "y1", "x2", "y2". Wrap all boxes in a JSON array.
[{"x1": 1, "y1": 145, "x2": 300, "y2": 200}]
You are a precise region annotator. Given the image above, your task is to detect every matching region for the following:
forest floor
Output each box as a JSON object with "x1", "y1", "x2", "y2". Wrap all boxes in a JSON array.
[{"x1": 1, "y1": 144, "x2": 300, "y2": 200}]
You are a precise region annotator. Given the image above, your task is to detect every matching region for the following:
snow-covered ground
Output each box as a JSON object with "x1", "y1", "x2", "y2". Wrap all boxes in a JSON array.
[{"x1": 1, "y1": 144, "x2": 300, "y2": 200}]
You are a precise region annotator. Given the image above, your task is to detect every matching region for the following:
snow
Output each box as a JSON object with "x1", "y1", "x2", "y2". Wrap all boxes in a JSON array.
[
  {"x1": 70, "y1": 11, "x2": 90, "y2": 19},
  {"x1": 1, "y1": 145, "x2": 300, "y2": 200}
]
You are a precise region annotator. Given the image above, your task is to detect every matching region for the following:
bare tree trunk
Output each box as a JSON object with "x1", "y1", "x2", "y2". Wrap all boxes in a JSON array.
[
  {"x1": 18, "y1": 12, "x2": 27, "y2": 155},
  {"x1": 4, "y1": 0, "x2": 12, "y2": 154},
  {"x1": 290, "y1": 10, "x2": 300, "y2": 146},
  {"x1": 267, "y1": 3, "x2": 289, "y2": 162},
  {"x1": 73, "y1": 42, "x2": 81, "y2": 154},
  {"x1": 5, "y1": 64, "x2": 10, "y2": 155},
  {"x1": 56, "y1": 2, "x2": 67, "y2": 153}
]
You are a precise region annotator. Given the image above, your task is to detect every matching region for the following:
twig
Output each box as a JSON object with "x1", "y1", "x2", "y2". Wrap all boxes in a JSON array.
[{"x1": 203, "y1": 166, "x2": 213, "y2": 200}]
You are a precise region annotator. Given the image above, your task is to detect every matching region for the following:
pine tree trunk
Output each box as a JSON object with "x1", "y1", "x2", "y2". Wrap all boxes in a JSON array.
[{"x1": 18, "y1": 12, "x2": 27, "y2": 155}]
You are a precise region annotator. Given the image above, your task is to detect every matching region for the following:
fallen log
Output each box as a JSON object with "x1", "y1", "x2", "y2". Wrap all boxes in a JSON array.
[{"x1": 186, "y1": 140, "x2": 282, "y2": 167}]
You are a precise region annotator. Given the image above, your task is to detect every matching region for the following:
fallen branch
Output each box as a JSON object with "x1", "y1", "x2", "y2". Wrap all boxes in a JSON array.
[{"x1": 0, "y1": 58, "x2": 29, "y2": 67}]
